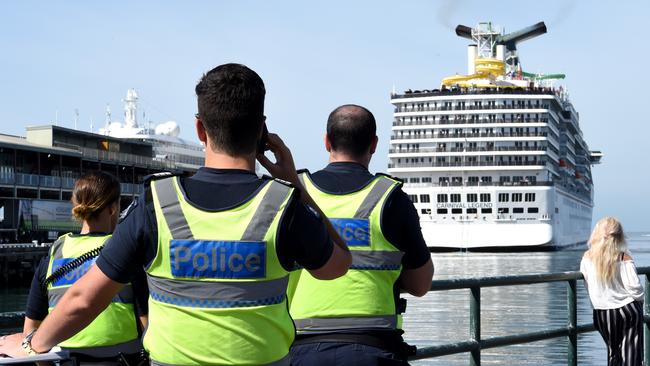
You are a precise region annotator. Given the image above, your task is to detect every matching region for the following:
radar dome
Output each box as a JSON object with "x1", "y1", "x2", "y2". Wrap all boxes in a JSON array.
[{"x1": 155, "y1": 121, "x2": 181, "y2": 137}]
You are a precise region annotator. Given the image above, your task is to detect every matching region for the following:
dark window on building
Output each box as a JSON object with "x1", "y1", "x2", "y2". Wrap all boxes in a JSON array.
[
  {"x1": 408, "y1": 194, "x2": 418, "y2": 203},
  {"x1": 528, "y1": 207, "x2": 539, "y2": 213},
  {"x1": 452, "y1": 208, "x2": 462, "y2": 214},
  {"x1": 437, "y1": 194, "x2": 448, "y2": 203},
  {"x1": 481, "y1": 208, "x2": 493, "y2": 214},
  {"x1": 467, "y1": 194, "x2": 478, "y2": 202},
  {"x1": 420, "y1": 194, "x2": 430, "y2": 203},
  {"x1": 512, "y1": 193, "x2": 523, "y2": 202},
  {"x1": 450, "y1": 194, "x2": 461, "y2": 203},
  {"x1": 525, "y1": 193, "x2": 536, "y2": 202},
  {"x1": 421, "y1": 208, "x2": 432, "y2": 214},
  {"x1": 498, "y1": 207, "x2": 509, "y2": 214},
  {"x1": 480, "y1": 193, "x2": 491, "y2": 202},
  {"x1": 513, "y1": 207, "x2": 524, "y2": 213},
  {"x1": 467, "y1": 208, "x2": 477, "y2": 214},
  {"x1": 498, "y1": 193, "x2": 509, "y2": 202},
  {"x1": 437, "y1": 208, "x2": 448, "y2": 214}
]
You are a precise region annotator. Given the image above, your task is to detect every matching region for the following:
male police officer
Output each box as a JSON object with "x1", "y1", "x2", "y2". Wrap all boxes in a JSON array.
[
  {"x1": 288, "y1": 105, "x2": 434, "y2": 365},
  {"x1": 0, "y1": 64, "x2": 352, "y2": 365}
]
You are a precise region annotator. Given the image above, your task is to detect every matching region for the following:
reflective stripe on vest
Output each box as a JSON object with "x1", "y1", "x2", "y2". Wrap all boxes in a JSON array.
[
  {"x1": 293, "y1": 315, "x2": 398, "y2": 331},
  {"x1": 62, "y1": 338, "x2": 142, "y2": 358},
  {"x1": 48, "y1": 285, "x2": 134, "y2": 307},
  {"x1": 145, "y1": 177, "x2": 295, "y2": 366},
  {"x1": 151, "y1": 354, "x2": 291, "y2": 366},
  {"x1": 289, "y1": 173, "x2": 404, "y2": 333},
  {"x1": 147, "y1": 275, "x2": 288, "y2": 308}
]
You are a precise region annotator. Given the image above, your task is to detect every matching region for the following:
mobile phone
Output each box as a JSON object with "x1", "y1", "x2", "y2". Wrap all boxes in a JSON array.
[{"x1": 257, "y1": 123, "x2": 269, "y2": 153}]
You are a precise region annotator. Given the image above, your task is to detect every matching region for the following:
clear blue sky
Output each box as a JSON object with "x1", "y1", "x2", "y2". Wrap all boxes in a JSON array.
[{"x1": 0, "y1": 1, "x2": 648, "y2": 230}]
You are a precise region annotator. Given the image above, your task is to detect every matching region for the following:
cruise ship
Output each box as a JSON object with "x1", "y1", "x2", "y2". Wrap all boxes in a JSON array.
[{"x1": 388, "y1": 22, "x2": 602, "y2": 249}]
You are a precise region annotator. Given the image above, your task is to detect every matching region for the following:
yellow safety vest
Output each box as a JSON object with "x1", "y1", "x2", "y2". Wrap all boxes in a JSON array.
[
  {"x1": 145, "y1": 176, "x2": 295, "y2": 366},
  {"x1": 288, "y1": 173, "x2": 404, "y2": 333},
  {"x1": 46, "y1": 233, "x2": 140, "y2": 356}
]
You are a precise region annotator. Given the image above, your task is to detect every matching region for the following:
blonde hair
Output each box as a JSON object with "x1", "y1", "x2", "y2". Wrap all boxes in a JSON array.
[
  {"x1": 71, "y1": 171, "x2": 121, "y2": 222},
  {"x1": 588, "y1": 217, "x2": 627, "y2": 283}
]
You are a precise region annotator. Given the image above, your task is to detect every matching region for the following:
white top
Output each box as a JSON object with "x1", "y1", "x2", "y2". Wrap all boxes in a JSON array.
[{"x1": 580, "y1": 256, "x2": 644, "y2": 310}]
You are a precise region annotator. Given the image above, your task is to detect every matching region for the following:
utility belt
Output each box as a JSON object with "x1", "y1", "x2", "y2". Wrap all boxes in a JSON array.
[{"x1": 293, "y1": 333, "x2": 416, "y2": 360}]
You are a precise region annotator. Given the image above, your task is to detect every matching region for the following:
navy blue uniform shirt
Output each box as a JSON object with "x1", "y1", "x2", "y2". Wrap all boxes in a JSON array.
[
  {"x1": 309, "y1": 162, "x2": 430, "y2": 270},
  {"x1": 96, "y1": 167, "x2": 333, "y2": 284}
]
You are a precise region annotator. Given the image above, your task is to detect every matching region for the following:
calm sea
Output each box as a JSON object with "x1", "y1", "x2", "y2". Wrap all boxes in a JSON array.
[
  {"x1": 403, "y1": 231, "x2": 650, "y2": 365},
  {"x1": 1, "y1": 232, "x2": 649, "y2": 365}
]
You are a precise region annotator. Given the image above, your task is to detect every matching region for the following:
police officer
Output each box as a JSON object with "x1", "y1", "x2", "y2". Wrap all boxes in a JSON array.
[
  {"x1": 0, "y1": 64, "x2": 352, "y2": 365},
  {"x1": 288, "y1": 105, "x2": 434, "y2": 365},
  {"x1": 23, "y1": 171, "x2": 147, "y2": 364}
]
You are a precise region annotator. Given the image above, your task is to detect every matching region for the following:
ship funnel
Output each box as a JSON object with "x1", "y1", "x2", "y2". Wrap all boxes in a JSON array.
[
  {"x1": 467, "y1": 45, "x2": 477, "y2": 74},
  {"x1": 455, "y1": 25, "x2": 473, "y2": 40},
  {"x1": 496, "y1": 21, "x2": 547, "y2": 50}
]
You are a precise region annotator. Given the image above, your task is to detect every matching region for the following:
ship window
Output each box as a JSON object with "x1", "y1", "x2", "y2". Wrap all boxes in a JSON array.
[
  {"x1": 467, "y1": 208, "x2": 477, "y2": 214},
  {"x1": 439, "y1": 177, "x2": 449, "y2": 185},
  {"x1": 437, "y1": 208, "x2": 448, "y2": 214},
  {"x1": 408, "y1": 195, "x2": 418, "y2": 203},
  {"x1": 513, "y1": 207, "x2": 524, "y2": 214},
  {"x1": 409, "y1": 177, "x2": 420, "y2": 183},
  {"x1": 500, "y1": 176, "x2": 511, "y2": 183},
  {"x1": 421, "y1": 208, "x2": 431, "y2": 214},
  {"x1": 420, "y1": 194, "x2": 430, "y2": 203},
  {"x1": 526, "y1": 176, "x2": 537, "y2": 184},
  {"x1": 498, "y1": 193, "x2": 509, "y2": 202},
  {"x1": 481, "y1": 208, "x2": 492, "y2": 214},
  {"x1": 450, "y1": 194, "x2": 461, "y2": 203},
  {"x1": 498, "y1": 208, "x2": 509, "y2": 214},
  {"x1": 480, "y1": 194, "x2": 491, "y2": 202},
  {"x1": 525, "y1": 193, "x2": 536, "y2": 202},
  {"x1": 422, "y1": 177, "x2": 432, "y2": 183},
  {"x1": 528, "y1": 207, "x2": 539, "y2": 213},
  {"x1": 437, "y1": 194, "x2": 448, "y2": 203},
  {"x1": 512, "y1": 193, "x2": 523, "y2": 202},
  {"x1": 467, "y1": 194, "x2": 477, "y2": 202},
  {"x1": 481, "y1": 176, "x2": 492, "y2": 183},
  {"x1": 452, "y1": 208, "x2": 462, "y2": 214},
  {"x1": 468, "y1": 176, "x2": 479, "y2": 184}
]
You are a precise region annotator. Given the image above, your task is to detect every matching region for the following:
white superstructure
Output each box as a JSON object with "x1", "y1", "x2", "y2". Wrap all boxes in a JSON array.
[
  {"x1": 388, "y1": 22, "x2": 602, "y2": 249},
  {"x1": 99, "y1": 89, "x2": 204, "y2": 170}
]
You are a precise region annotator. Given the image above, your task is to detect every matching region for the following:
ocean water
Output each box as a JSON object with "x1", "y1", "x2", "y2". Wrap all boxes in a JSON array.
[{"x1": 403, "y1": 231, "x2": 650, "y2": 365}]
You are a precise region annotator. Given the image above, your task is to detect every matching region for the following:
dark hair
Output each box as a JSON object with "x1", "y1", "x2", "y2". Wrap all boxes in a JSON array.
[
  {"x1": 326, "y1": 104, "x2": 376, "y2": 157},
  {"x1": 71, "y1": 171, "x2": 121, "y2": 221},
  {"x1": 195, "y1": 63, "x2": 266, "y2": 156}
]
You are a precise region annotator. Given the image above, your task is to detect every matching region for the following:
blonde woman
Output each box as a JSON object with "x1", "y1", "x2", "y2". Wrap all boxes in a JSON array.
[{"x1": 580, "y1": 217, "x2": 644, "y2": 366}]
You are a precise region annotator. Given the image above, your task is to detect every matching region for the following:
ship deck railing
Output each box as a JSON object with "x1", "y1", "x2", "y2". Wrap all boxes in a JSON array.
[
  {"x1": 390, "y1": 131, "x2": 549, "y2": 140},
  {"x1": 5, "y1": 267, "x2": 650, "y2": 366},
  {"x1": 387, "y1": 160, "x2": 548, "y2": 169},
  {"x1": 394, "y1": 105, "x2": 552, "y2": 113},
  {"x1": 407, "y1": 266, "x2": 650, "y2": 365},
  {"x1": 392, "y1": 118, "x2": 550, "y2": 127},
  {"x1": 391, "y1": 87, "x2": 561, "y2": 99}
]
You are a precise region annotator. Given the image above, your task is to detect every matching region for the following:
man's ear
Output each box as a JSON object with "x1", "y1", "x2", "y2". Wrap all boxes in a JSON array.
[
  {"x1": 196, "y1": 118, "x2": 207, "y2": 145},
  {"x1": 369, "y1": 135, "x2": 378, "y2": 155},
  {"x1": 324, "y1": 133, "x2": 332, "y2": 152}
]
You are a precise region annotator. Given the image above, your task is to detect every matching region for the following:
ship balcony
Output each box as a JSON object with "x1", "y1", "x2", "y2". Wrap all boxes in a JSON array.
[
  {"x1": 388, "y1": 145, "x2": 554, "y2": 154},
  {"x1": 390, "y1": 131, "x2": 548, "y2": 140},
  {"x1": 393, "y1": 104, "x2": 551, "y2": 113},
  {"x1": 390, "y1": 86, "x2": 560, "y2": 99},
  {"x1": 404, "y1": 180, "x2": 553, "y2": 188},
  {"x1": 388, "y1": 159, "x2": 548, "y2": 169},
  {"x1": 392, "y1": 117, "x2": 550, "y2": 127}
]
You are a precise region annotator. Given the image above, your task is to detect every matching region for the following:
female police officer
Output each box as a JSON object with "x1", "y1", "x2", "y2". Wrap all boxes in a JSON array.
[{"x1": 22, "y1": 171, "x2": 147, "y2": 364}]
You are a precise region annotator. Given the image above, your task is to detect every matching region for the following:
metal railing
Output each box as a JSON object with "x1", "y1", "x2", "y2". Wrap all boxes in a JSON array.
[{"x1": 409, "y1": 266, "x2": 650, "y2": 365}]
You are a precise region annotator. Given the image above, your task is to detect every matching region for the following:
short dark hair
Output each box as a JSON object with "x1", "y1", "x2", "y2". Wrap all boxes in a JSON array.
[
  {"x1": 195, "y1": 63, "x2": 266, "y2": 155},
  {"x1": 326, "y1": 104, "x2": 376, "y2": 157}
]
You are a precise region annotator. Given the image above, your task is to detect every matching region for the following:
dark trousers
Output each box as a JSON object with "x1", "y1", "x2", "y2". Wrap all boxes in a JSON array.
[
  {"x1": 593, "y1": 301, "x2": 644, "y2": 366},
  {"x1": 290, "y1": 342, "x2": 409, "y2": 366}
]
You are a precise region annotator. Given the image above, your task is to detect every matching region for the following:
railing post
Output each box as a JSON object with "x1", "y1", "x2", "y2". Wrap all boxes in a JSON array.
[
  {"x1": 567, "y1": 279, "x2": 577, "y2": 366},
  {"x1": 470, "y1": 286, "x2": 481, "y2": 366},
  {"x1": 643, "y1": 274, "x2": 650, "y2": 365}
]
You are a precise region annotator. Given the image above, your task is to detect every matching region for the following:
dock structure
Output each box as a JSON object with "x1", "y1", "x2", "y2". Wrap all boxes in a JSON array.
[{"x1": 0, "y1": 242, "x2": 50, "y2": 284}]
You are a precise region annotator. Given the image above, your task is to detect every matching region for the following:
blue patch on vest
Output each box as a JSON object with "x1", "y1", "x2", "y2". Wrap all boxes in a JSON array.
[
  {"x1": 51, "y1": 257, "x2": 97, "y2": 287},
  {"x1": 170, "y1": 240, "x2": 266, "y2": 279},
  {"x1": 330, "y1": 218, "x2": 370, "y2": 247}
]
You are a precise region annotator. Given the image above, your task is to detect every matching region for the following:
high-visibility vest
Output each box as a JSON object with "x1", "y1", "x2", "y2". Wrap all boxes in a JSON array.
[
  {"x1": 288, "y1": 172, "x2": 404, "y2": 333},
  {"x1": 145, "y1": 176, "x2": 295, "y2": 366},
  {"x1": 46, "y1": 233, "x2": 141, "y2": 356}
]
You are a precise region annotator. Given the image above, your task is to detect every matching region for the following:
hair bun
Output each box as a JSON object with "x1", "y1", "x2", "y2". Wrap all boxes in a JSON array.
[{"x1": 72, "y1": 204, "x2": 98, "y2": 221}]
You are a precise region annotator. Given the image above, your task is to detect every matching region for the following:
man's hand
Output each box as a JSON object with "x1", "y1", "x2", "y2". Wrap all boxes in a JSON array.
[
  {"x1": 256, "y1": 133, "x2": 300, "y2": 186},
  {"x1": 0, "y1": 333, "x2": 29, "y2": 358}
]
